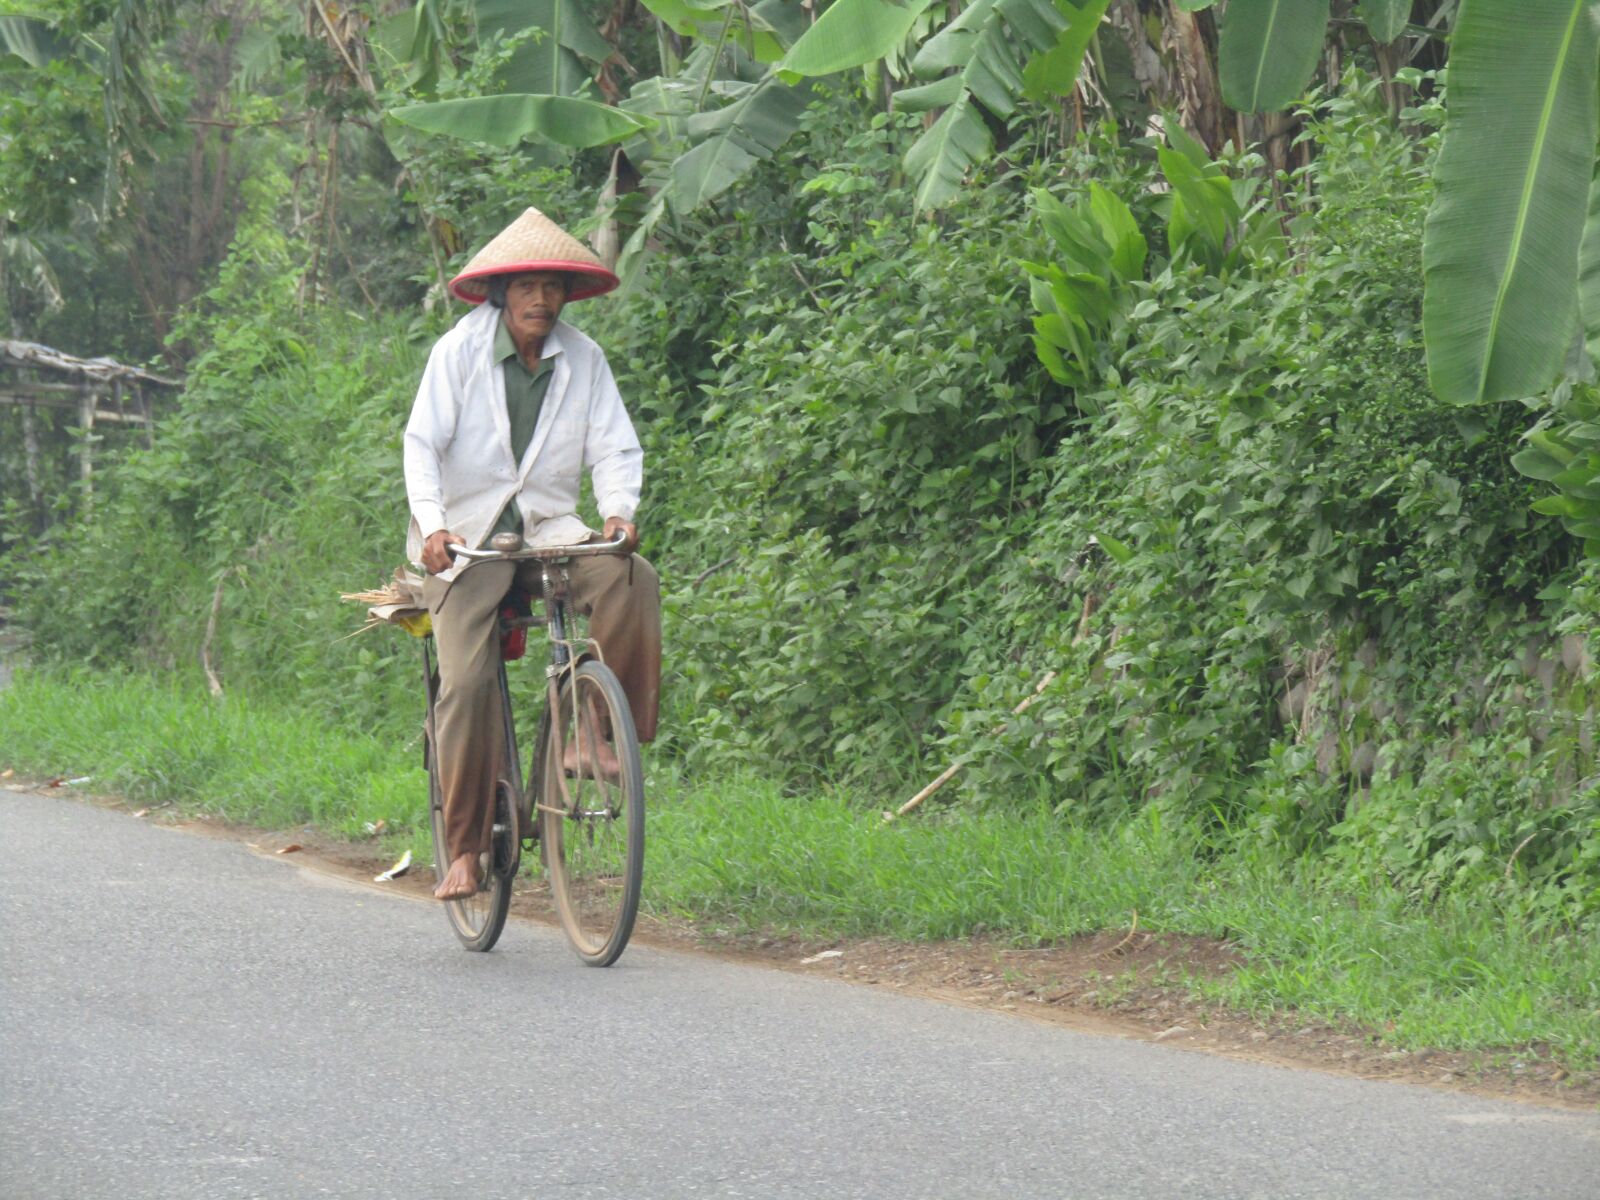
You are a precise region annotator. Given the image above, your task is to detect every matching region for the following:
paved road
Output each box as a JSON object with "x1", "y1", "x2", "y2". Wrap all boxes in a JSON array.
[{"x1": 2, "y1": 790, "x2": 1597, "y2": 1199}]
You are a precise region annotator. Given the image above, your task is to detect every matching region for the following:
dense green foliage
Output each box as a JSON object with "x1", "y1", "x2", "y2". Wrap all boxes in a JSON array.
[{"x1": 7, "y1": 75, "x2": 1600, "y2": 948}]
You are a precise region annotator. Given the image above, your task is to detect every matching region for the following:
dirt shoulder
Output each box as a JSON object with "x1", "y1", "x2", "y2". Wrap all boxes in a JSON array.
[{"x1": 20, "y1": 778, "x2": 1597, "y2": 1113}]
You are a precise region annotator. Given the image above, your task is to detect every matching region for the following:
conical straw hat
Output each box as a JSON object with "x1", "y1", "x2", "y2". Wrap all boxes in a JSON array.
[{"x1": 448, "y1": 206, "x2": 619, "y2": 304}]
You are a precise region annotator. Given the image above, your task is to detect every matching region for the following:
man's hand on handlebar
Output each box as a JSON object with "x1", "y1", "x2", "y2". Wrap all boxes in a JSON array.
[
  {"x1": 422, "y1": 529, "x2": 465, "y2": 575},
  {"x1": 603, "y1": 515, "x2": 639, "y2": 554}
]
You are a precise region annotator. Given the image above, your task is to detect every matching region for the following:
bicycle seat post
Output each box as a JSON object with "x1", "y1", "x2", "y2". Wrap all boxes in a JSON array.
[{"x1": 543, "y1": 562, "x2": 573, "y2": 672}]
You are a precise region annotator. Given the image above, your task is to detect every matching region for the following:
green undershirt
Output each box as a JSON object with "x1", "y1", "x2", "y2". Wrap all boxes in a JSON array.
[{"x1": 491, "y1": 317, "x2": 556, "y2": 538}]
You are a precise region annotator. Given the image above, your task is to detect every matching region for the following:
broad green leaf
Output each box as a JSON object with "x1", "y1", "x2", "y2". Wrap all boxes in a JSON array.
[
  {"x1": 1422, "y1": 0, "x2": 1600, "y2": 404},
  {"x1": 1552, "y1": 463, "x2": 1600, "y2": 499},
  {"x1": 389, "y1": 94, "x2": 651, "y2": 148},
  {"x1": 1579, "y1": 166, "x2": 1600, "y2": 361},
  {"x1": 1511, "y1": 445, "x2": 1570, "y2": 482},
  {"x1": 1175, "y1": 0, "x2": 1217, "y2": 10},
  {"x1": 780, "y1": 0, "x2": 934, "y2": 79},
  {"x1": 614, "y1": 190, "x2": 669, "y2": 291},
  {"x1": 638, "y1": 0, "x2": 788, "y2": 61},
  {"x1": 1164, "y1": 120, "x2": 1213, "y2": 170},
  {"x1": 1218, "y1": 0, "x2": 1330, "y2": 113},
  {"x1": 913, "y1": 0, "x2": 995, "y2": 76},
  {"x1": 1088, "y1": 183, "x2": 1146, "y2": 280},
  {"x1": 753, "y1": 0, "x2": 810, "y2": 44},
  {"x1": 1532, "y1": 495, "x2": 1580, "y2": 517},
  {"x1": 479, "y1": 0, "x2": 611, "y2": 63},
  {"x1": 1361, "y1": 0, "x2": 1410, "y2": 43},
  {"x1": 477, "y1": 0, "x2": 611, "y2": 97},
  {"x1": 1158, "y1": 147, "x2": 1238, "y2": 255},
  {"x1": 1052, "y1": 272, "x2": 1115, "y2": 324},
  {"x1": 670, "y1": 134, "x2": 760, "y2": 211},
  {"x1": 620, "y1": 74, "x2": 696, "y2": 165},
  {"x1": 0, "y1": 15, "x2": 72, "y2": 67},
  {"x1": 638, "y1": 0, "x2": 731, "y2": 37},
  {"x1": 903, "y1": 0, "x2": 1065, "y2": 208},
  {"x1": 904, "y1": 94, "x2": 993, "y2": 210},
  {"x1": 1530, "y1": 429, "x2": 1581, "y2": 465},
  {"x1": 1021, "y1": 0, "x2": 1112, "y2": 104},
  {"x1": 895, "y1": 75, "x2": 964, "y2": 111},
  {"x1": 1094, "y1": 533, "x2": 1134, "y2": 564},
  {"x1": 1033, "y1": 189, "x2": 1112, "y2": 274},
  {"x1": 668, "y1": 76, "x2": 811, "y2": 211}
]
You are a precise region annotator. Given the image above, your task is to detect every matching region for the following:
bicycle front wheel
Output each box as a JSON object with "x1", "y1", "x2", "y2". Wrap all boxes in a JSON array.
[{"x1": 538, "y1": 660, "x2": 644, "y2": 966}]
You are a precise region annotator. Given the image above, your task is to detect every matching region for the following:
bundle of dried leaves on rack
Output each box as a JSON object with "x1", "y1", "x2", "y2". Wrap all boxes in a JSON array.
[{"x1": 339, "y1": 567, "x2": 430, "y2": 637}]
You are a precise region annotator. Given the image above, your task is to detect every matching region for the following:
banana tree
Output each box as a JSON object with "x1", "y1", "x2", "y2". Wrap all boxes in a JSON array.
[
  {"x1": 1165, "y1": 0, "x2": 1419, "y2": 111},
  {"x1": 387, "y1": 0, "x2": 639, "y2": 149},
  {"x1": 1422, "y1": 0, "x2": 1600, "y2": 406}
]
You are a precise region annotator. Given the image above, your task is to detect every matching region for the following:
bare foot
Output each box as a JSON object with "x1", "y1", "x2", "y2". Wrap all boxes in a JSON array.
[
  {"x1": 433, "y1": 852, "x2": 480, "y2": 900},
  {"x1": 562, "y1": 736, "x2": 621, "y2": 780}
]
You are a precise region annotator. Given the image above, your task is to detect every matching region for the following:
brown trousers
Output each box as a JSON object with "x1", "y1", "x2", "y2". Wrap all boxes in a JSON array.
[{"x1": 423, "y1": 552, "x2": 660, "y2": 863}]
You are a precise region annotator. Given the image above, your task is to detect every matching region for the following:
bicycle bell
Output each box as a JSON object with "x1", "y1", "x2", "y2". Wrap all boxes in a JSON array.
[{"x1": 490, "y1": 531, "x2": 524, "y2": 553}]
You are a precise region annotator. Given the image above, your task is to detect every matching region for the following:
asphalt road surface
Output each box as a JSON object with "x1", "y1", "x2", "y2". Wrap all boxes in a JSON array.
[{"x1": 3, "y1": 789, "x2": 1597, "y2": 1199}]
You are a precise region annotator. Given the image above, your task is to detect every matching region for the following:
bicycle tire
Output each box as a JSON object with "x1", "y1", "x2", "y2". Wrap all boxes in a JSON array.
[
  {"x1": 427, "y1": 726, "x2": 516, "y2": 953},
  {"x1": 538, "y1": 660, "x2": 645, "y2": 966}
]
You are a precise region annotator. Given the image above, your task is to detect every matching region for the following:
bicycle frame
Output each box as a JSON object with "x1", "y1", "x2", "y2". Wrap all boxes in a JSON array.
[{"x1": 438, "y1": 531, "x2": 630, "y2": 843}]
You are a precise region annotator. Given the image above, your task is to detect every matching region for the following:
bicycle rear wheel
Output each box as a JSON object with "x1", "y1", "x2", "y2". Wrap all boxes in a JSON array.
[
  {"x1": 427, "y1": 732, "x2": 517, "y2": 953},
  {"x1": 538, "y1": 660, "x2": 644, "y2": 966}
]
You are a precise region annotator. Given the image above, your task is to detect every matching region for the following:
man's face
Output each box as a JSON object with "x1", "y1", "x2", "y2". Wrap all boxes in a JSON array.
[{"x1": 502, "y1": 271, "x2": 568, "y2": 347}]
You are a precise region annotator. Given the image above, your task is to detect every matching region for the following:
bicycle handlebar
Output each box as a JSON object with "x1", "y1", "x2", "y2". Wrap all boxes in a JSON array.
[{"x1": 446, "y1": 531, "x2": 630, "y2": 564}]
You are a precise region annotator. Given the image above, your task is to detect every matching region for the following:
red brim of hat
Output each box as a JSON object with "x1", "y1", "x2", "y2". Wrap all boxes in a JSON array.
[{"x1": 449, "y1": 261, "x2": 620, "y2": 304}]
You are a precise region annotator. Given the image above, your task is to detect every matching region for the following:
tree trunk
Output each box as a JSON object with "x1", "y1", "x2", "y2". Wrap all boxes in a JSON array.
[
  {"x1": 1165, "y1": 3, "x2": 1225, "y2": 153},
  {"x1": 1112, "y1": 1, "x2": 1227, "y2": 151}
]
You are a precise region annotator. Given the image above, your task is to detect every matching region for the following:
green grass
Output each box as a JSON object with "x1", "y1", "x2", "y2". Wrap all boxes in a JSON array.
[
  {"x1": 0, "y1": 667, "x2": 425, "y2": 837},
  {"x1": 3, "y1": 666, "x2": 1596, "y2": 1068}
]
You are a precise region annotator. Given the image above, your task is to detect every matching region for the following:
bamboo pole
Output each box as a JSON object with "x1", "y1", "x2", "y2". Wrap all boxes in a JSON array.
[
  {"x1": 77, "y1": 387, "x2": 95, "y2": 511},
  {"x1": 883, "y1": 671, "x2": 1058, "y2": 823}
]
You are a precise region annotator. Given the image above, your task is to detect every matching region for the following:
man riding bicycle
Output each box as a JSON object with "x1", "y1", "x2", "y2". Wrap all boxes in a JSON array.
[{"x1": 403, "y1": 207, "x2": 661, "y2": 903}]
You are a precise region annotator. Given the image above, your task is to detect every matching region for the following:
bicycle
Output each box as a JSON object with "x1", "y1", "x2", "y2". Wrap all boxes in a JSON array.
[{"x1": 419, "y1": 530, "x2": 644, "y2": 963}]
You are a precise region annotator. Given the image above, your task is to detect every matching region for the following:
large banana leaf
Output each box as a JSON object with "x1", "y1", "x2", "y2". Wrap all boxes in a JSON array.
[
  {"x1": 389, "y1": 94, "x2": 652, "y2": 148},
  {"x1": 1422, "y1": 0, "x2": 1600, "y2": 404},
  {"x1": 477, "y1": 0, "x2": 611, "y2": 97},
  {"x1": 779, "y1": 0, "x2": 934, "y2": 79},
  {"x1": 1360, "y1": 0, "x2": 1411, "y2": 43},
  {"x1": 1580, "y1": 167, "x2": 1600, "y2": 360},
  {"x1": 669, "y1": 75, "x2": 812, "y2": 210},
  {"x1": 902, "y1": 0, "x2": 1066, "y2": 209},
  {"x1": 638, "y1": 0, "x2": 788, "y2": 63},
  {"x1": 904, "y1": 93, "x2": 992, "y2": 210},
  {"x1": 619, "y1": 74, "x2": 698, "y2": 165},
  {"x1": 0, "y1": 15, "x2": 72, "y2": 67},
  {"x1": 1021, "y1": 0, "x2": 1111, "y2": 104},
  {"x1": 1218, "y1": 0, "x2": 1330, "y2": 113}
]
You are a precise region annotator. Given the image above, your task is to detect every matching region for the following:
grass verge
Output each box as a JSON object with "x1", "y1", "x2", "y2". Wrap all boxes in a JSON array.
[{"x1": 3, "y1": 667, "x2": 1596, "y2": 1069}]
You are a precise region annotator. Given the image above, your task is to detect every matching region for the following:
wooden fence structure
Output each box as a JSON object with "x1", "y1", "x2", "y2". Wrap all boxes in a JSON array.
[{"x1": 1, "y1": 339, "x2": 181, "y2": 513}]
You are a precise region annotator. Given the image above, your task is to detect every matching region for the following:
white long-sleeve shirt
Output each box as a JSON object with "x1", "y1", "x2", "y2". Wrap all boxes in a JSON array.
[{"x1": 403, "y1": 302, "x2": 642, "y2": 582}]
